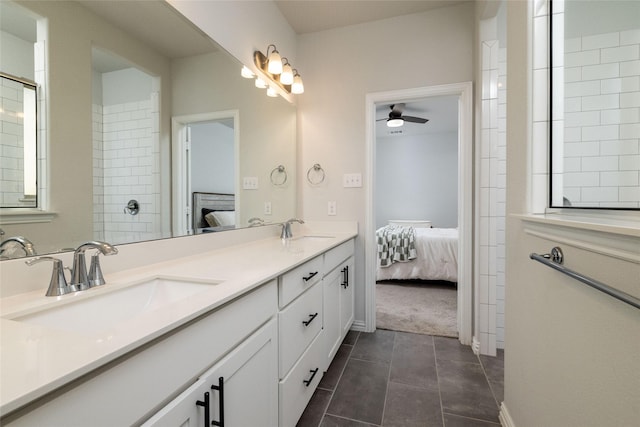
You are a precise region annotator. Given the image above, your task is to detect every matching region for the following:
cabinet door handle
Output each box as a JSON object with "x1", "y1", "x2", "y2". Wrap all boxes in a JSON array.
[
  {"x1": 195, "y1": 391, "x2": 210, "y2": 427},
  {"x1": 302, "y1": 271, "x2": 318, "y2": 282},
  {"x1": 211, "y1": 376, "x2": 224, "y2": 427},
  {"x1": 303, "y1": 368, "x2": 319, "y2": 387},
  {"x1": 302, "y1": 312, "x2": 318, "y2": 326},
  {"x1": 341, "y1": 266, "x2": 349, "y2": 288}
]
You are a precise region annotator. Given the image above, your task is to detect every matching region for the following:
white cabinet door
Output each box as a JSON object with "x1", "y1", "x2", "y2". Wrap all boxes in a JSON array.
[
  {"x1": 144, "y1": 318, "x2": 278, "y2": 427},
  {"x1": 323, "y1": 267, "x2": 342, "y2": 369},
  {"x1": 340, "y1": 257, "x2": 355, "y2": 338}
]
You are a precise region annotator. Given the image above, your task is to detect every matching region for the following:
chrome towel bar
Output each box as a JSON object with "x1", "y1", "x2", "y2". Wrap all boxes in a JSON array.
[{"x1": 530, "y1": 247, "x2": 640, "y2": 310}]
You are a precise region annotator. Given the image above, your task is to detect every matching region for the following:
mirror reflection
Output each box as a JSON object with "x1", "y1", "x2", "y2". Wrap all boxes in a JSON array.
[
  {"x1": 0, "y1": 0, "x2": 297, "y2": 257},
  {"x1": 551, "y1": 0, "x2": 640, "y2": 209}
]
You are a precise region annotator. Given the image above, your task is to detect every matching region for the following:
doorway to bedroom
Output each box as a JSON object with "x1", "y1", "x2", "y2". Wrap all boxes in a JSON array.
[
  {"x1": 365, "y1": 82, "x2": 473, "y2": 345},
  {"x1": 375, "y1": 96, "x2": 459, "y2": 337}
]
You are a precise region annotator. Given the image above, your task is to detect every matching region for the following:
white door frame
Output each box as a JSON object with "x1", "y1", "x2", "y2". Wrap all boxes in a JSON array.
[
  {"x1": 171, "y1": 111, "x2": 240, "y2": 236},
  {"x1": 364, "y1": 82, "x2": 473, "y2": 346}
]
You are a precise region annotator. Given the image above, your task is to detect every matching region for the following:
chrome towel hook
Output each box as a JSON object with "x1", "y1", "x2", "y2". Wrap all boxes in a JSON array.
[
  {"x1": 307, "y1": 163, "x2": 325, "y2": 185},
  {"x1": 270, "y1": 165, "x2": 288, "y2": 186}
]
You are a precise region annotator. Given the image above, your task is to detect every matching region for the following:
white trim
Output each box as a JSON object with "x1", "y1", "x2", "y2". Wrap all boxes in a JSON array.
[
  {"x1": 0, "y1": 210, "x2": 56, "y2": 225},
  {"x1": 171, "y1": 111, "x2": 240, "y2": 236},
  {"x1": 472, "y1": 336, "x2": 481, "y2": 355},
  {"x1": 350, "y1": 320, "x2": 366, "y2": 332},
  {"x1": 364, "y1": 82, "x2": 474, "y2": 345},
  {"x1": 499, "y1": 402, "x2": 516, "y2": 427}
]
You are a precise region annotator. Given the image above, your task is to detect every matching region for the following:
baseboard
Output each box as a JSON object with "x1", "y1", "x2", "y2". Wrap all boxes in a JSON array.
[
  {"x1": 350, "y1": 320, "x2": 366, "y2": 332},
  {"x1": 472, "y1": 335, "x2": 481, "y2": 354},
  {"x1": 499, "y1": 402, "x2": 516, "y2": 427}
]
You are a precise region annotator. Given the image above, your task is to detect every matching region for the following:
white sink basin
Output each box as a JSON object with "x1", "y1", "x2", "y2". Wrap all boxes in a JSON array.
[{"x1": 11, "y1": 276, "x2": 221, "y2": 335}]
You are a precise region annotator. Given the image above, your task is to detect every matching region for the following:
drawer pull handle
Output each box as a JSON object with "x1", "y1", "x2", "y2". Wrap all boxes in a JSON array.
[
  {"x1": 211, "y1": 376, "x2": 225, "y2": 427},
  {"x1": 196, "y1": 391, "x2": 210, "y2": 427},
  {"x1": 303, "y1": 368, "x2": 319, "y2": 387},
  {"x1": 302, "y1": 312, "x2": 318, "y2": 326},
  {"x1": 303, "y1": 271, "x2": 318, "y2": 282},
  {"x1": 341, "y1": 266, "x2": 349, "y2": 288}
]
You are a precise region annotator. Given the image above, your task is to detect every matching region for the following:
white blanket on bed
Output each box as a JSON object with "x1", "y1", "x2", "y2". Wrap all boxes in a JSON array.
[{"x1": 376, "y1": 227, "x2": 458, "y2": 282}]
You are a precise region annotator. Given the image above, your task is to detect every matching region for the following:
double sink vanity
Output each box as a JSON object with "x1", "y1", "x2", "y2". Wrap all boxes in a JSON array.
[{"x1": 0, "y1": 223, "x2": 357, "y2": 426}]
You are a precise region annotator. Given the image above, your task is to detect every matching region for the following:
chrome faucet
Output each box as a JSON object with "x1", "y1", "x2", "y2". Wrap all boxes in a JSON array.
[
  {"x1": 0, "y1": 236, "x2": 37, "y2": 258},
  {"x1": 70, "y1": 241, "x2": 118, "y2": 290},
  {"x1": 26, "y1": 256, "x2": 74, "y2": 296},
  {"x1": 280, "y1": 218, "x2": 304, "y2": 240}
]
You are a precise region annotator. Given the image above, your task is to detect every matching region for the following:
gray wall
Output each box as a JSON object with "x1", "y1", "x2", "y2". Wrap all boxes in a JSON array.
[{"x1": 375, "y1": 131, "x2": 458, "y2": 229}]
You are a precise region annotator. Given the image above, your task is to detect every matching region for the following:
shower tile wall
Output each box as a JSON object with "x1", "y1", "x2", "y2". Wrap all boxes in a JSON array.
[
  {"x1": 0, "y1": 77, "x2": 26, "y2": 206},
  {"x1": 479, "y1": 39, "x2": 506, "y2": 354},
  {"x1": 561, "y1": 29, "x2": 640, "y2": 207},
  {"x1": 92, "y1": 97, "x2": 160, "y2": 244}
]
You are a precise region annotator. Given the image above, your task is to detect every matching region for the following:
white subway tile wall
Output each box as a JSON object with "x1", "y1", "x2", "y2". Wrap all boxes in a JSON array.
[
  {"x1": 92, "y1": 97, "x2": 160, "y2": 244},
  {"x1": 479, "y1": 39, "x2": 507, "y2": 352},
  {"x1": 0, "y1": 77, "x2": 26, "y2": 206},
  {"x1": 562, "y1": 27, "x2": 640, "y2": 208}
]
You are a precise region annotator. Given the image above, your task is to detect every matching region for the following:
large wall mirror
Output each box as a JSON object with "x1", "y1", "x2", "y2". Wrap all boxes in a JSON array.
[
  {"x1": 550, "y1": 0, "x2": 639, "y2": 209},
  {"x1": 0, "y1": 0, "x2": 297, "y2": 258}
]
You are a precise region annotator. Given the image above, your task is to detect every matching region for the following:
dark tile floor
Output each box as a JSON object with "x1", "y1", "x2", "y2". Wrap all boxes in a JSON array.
[{"x1": 297, "y1": 329, "x2": 504, "y2": 427}]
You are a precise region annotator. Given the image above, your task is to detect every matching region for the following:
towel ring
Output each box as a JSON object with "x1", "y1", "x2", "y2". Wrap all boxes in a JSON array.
[
  {"x1": 307, "y1": 163, "x2": 325, "y2": 185},
  {"x1": 270, "y1": 165, "x2": 287, "y2": 186}
]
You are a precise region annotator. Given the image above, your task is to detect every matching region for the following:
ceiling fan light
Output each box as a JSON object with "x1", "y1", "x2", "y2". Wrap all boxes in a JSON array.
[
  {"x1": 387, "y1": 118, "x2": 404, "y2": 128},
  {"x1": 280, "y1": 63, "x2": 294, "y2": 85}
]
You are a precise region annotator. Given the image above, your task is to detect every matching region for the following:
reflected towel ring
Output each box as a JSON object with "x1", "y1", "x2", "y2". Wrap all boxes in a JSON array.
[
  {"x1": 270, "y1": 165, "x2": 287, "y2": 186},
  {"x1": 307, "y1": 163, "x2": 325, "y2": 185}
]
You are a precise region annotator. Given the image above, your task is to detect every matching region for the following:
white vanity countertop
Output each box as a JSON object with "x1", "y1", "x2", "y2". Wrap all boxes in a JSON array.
[{"x1": 0, "y1": 231, "x2": 356, "y2": 415}]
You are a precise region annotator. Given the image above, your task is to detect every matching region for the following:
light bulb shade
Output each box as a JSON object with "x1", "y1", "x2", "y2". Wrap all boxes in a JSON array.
[
  {"x1": 387, "y1": 118, "x2": 404, "y2": 128},
  {"x1": 266, "y1": 87, "x2": 278, "y2": 97},
  {"x1": 267, "y1": 49, "x2": 283, "y2": 74},
  {"x1": 241, "y1": 66, "x2": 255, "y2": 78},
  {"x1": 280, "y1": 63, "x2": 294, "y2": 85},
  {"x1": 291, "y1": 73, "x2": 304, "y2": 94},
  {"x1": 255, "y1": 77, "x2": 267, "y2": 89}
]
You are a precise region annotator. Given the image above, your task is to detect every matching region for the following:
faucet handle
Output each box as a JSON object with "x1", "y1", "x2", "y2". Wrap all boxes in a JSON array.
[
  {"x1": 88, "y1": 252, "x2": 107, "y2": 287},
  {"x1": 26, "y1": 257, "x2": 77, "y2": 296}
]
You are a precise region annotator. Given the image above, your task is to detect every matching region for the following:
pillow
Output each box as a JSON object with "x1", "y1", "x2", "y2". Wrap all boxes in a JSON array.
[
  {"x1": 212, "y1": 210, "x2": 235, "y2": 227},
  {"x1": 204, "y1": 212, "x2": 219, "y2": 227}
]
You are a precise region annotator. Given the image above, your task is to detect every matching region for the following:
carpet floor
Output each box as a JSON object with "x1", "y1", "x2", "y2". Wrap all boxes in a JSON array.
[{"x1": 376, "y1": 280, "x2": 458, "y2": 337}]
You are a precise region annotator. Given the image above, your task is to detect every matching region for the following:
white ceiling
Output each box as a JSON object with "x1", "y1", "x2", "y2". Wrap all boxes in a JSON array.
[{"x1": 275, "y1": 0, "x2": 469, "y2": 34}]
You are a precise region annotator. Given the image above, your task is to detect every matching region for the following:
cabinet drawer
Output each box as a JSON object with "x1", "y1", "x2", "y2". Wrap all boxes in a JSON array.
[
  {"x1": 279, "y1": 255, "x2": 323, "y2": 308},
  {"x1": 279, "y1": 330, "x2": 325, "y2": 427},
  {"x1": 324, "y1": 239, "x2": 355, "y2": 275},
  {"x1": 278, "y1": 281, "x2": 323, "y2": 377}
]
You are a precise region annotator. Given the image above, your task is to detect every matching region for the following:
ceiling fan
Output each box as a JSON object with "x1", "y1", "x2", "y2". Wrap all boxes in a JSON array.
[{"x1": 377, "y1": 103, "x2": 429, "y2": 128}]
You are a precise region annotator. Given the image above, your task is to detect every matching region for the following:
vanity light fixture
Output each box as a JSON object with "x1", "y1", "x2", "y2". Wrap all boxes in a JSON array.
[
  {"x1": 255, "y1": 77, "x2": 267, "y2": 89},
  {"x1": 253, "y1": 44, "x2": 304, "y2": 96},
  {"x1": 266, "y1": 44, "x2": 283, "y2": 74},
  {"x1": 291, "y1": 69, "x2": 304, "y2": 94},
  {"x1": 280, "y1": 59, "x2": 294, "y2": 85},
  {"x1": 241, "y1": 66, "x2": 255, "y2": 78},
  {"x1": 266, "y1": 86, "x2": 278, "y2": 97}
]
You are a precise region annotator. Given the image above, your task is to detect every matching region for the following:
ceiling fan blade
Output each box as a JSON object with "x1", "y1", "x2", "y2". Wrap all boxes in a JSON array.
[{"x1": 402, "y1": 115, "x2": 429, "y2": 124}]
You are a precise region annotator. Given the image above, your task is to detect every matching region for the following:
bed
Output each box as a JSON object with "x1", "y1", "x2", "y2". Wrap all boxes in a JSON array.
[
  {"x1": 192, "y1": 192, "x2": 236, "y2": 234},
  {"x1": 376, "y1": 226, "x2": 458, "y2": 283}
]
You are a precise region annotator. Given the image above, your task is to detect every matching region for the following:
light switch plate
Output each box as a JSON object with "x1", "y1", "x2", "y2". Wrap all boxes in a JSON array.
[
  {"x1": 343, "y1": 173, "x2": 362, "y2": 188},
  {"x1": 242, "y1": 177, "x2": 258, "y2": 190}
]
